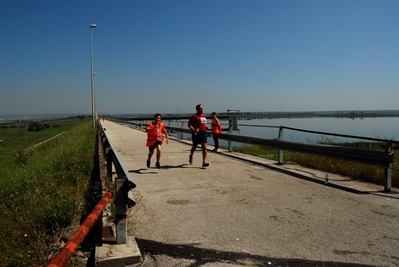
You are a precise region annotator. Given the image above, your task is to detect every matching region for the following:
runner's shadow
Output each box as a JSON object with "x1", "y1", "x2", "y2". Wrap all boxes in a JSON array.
[
  {"x1": 128, "y1": 168, "x2": 157, "y2": 174},
  {"x1": 157, "y1": 164, "x2": 186, "y2": 170},
  {"x1": 128, "y1": 165, "x2": 188, "y2": 173},
  {"x1": 163, "y1": 164, "x2": 210, "y2": 170}
]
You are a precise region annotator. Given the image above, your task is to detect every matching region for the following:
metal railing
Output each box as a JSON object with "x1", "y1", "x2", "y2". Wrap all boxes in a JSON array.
[
  {"x1": 110, "y1": 117, "x2": 396, "y2": 192},
  {"x1": 100, "y1": 124, "x2": 136, "y2": 244}
]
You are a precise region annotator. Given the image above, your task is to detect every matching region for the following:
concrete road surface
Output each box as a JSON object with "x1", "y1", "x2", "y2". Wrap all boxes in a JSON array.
[{"x1": 100, "y1": 120, "x2": 399, "y2": 267}]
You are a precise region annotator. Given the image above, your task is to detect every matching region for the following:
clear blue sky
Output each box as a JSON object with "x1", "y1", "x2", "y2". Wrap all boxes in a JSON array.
[{"x1": 1, "y1": 0, "x2": 398, "y2": 115}]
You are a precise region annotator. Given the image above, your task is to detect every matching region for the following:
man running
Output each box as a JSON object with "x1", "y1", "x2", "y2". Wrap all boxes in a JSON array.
[{"x1": 188, "y1": 104, "x2": 209, "y2": 167}]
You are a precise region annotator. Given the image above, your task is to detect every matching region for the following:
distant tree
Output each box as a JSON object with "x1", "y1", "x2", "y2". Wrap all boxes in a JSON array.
[
  {"x1": 27, "y1": 122, "x2": 47, "y2": 132},
  {"x1": 28, "y1": 122, "x2": 35, "y2": 131}
]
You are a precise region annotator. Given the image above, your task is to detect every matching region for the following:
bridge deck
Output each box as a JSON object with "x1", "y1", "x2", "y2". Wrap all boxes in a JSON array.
[{"x1": 100, "y1": 120, "x2": 399, "y2": 267}]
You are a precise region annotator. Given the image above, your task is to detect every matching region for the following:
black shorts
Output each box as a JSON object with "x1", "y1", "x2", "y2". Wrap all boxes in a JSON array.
[
  {"x1": 148, "y1": 140, "x2": 162, "y2": 151},
  {"x1": 192, "y1": 132, "x2": 207, "y2": 146}
]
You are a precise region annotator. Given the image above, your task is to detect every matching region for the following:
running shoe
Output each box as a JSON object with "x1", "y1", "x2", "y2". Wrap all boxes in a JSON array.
[{"x1": 202, "y1": 162, "x2": 209, "y2": 168}]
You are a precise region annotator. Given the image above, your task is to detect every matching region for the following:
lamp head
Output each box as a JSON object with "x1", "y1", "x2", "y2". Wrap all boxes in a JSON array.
[{"x1": 90, "y1": 24, "x2": 97, "y2": 28}]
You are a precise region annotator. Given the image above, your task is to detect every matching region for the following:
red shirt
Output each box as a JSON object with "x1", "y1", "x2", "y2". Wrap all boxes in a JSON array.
[{"x1": 188, "y1": 113, "x2": 207, "y2": 132}]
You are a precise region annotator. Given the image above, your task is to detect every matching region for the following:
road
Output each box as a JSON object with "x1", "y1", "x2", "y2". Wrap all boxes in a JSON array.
[{"x1": 100, "y1": 120, "x2": 399, "y2": 267}]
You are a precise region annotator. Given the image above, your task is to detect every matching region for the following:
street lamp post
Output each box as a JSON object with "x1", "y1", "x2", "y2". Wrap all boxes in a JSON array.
[
  {"x1": 94, "y1": 87, "x2": 98, "y2": 120},
  {"x1": 93, "y1": 72, "x2": 98, "y2": 121},
  {"x1": 90, "y1": 23, "x2": 97, "y2": 128}
]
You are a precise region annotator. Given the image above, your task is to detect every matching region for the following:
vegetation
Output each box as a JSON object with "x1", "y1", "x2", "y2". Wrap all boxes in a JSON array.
[
  {"x1": 0, "y1": 118, "x2": 87, "y2": 164},
  {"x1": 0, "y1": 118, "x2": 96, "y2": 267},
  {"x1": 231, "y1": 141, "x2": 398, "y2": 188}
]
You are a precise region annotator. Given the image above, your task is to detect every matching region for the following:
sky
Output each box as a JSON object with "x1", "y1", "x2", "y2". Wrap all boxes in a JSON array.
[{"x1": 1, "y1": 0, "x2": 398, "y2": 116}]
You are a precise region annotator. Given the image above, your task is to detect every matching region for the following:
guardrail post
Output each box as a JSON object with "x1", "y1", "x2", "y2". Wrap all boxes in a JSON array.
[
  {"x1": 180, "y1": 122, "x2": 184, "y2": 139},
  {"x1": 384, "y1": 164, "x2": 392, "y2": 192},
  {"x1": 106, "y1": 147, "x2": 113, "y2": 180},
  {"x1": 115, "y1": 177, "x2": 127, "y2": 244},
  {"x1": 384, "y1": 141, "x2": 393, "y2": 192},
  {"x1": 228, "y1": 123, "x2": 233, "y2": 152},
  {"x1": 115, "y1": 177, "x2": 136, "y2": 244},
  {"x1": 278, "y1": 127, "x2": 284, "y2": 164}
]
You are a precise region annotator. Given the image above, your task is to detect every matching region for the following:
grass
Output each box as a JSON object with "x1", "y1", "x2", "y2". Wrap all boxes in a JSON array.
[
  {"x1": 0, "y1": 119, "x2": 86, "y2": 164},
  {"x1": 230, "y1": 141, "x2": 398, "y2": 188},
  {"x1": 0, "y1": 118, "x2": 96, "y2": 267}
]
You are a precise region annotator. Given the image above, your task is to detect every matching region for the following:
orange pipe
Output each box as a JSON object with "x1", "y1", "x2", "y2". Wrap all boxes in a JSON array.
[{"x1": 47, "y1": 191, "x2": 113, "y2": 267}]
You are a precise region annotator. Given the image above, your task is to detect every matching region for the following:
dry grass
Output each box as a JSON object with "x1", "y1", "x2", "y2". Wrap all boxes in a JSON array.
[{"x1": 232, "y1": 142, "x2": 398, "y2": 188}]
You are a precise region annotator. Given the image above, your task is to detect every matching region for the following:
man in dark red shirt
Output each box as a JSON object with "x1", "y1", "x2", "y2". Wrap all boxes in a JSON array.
[{"x1": 188, "y1": 104, "x2": 209, "y2": 167}]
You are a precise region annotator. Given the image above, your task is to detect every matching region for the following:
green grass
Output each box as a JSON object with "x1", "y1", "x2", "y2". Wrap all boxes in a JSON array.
[
  {"x1": 231, "y1": 142, "x2": 398, "y2": 188},
  {"x1": 0, "y1": 119, "x2": 86, "y2": 165},
  {"x1": 0, "y1": 118, "x2": 96, "y2": 267}
]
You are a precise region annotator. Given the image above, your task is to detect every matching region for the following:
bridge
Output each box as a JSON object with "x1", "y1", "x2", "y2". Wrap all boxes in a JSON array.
[{"x1": 96, "y1": 119, "x2": 399, "y2": 267}]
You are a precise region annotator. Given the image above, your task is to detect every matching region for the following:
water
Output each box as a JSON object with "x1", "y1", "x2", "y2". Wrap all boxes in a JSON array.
[
  {"x1": 233, "y1": 117, "x2": 399, "y2": 143},
  {"x1": 164, "y1": 116, "x2": 398, "y2": 148}
]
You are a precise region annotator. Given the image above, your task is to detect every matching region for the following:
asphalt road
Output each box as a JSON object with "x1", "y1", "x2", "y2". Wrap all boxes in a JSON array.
[{"x1": 101, "y1": 120, "x2": 399, "y2": 267}]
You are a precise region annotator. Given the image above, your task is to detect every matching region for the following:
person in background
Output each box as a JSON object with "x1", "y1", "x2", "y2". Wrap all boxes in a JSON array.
[
  {"x1": 211, "y1": 112, "x2": 222, "y2": 152},
  {"x1": 188, "y1": 104, "x2": 209, "y2": 167},
  {"x1": 146, "y1": 113, "x2": 169, "y2": 169}
]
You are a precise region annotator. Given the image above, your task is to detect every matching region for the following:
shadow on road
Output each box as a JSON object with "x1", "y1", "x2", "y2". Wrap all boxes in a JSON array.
[{"x1": 136, "y1": 238, "x2": 376, "y2": 267}]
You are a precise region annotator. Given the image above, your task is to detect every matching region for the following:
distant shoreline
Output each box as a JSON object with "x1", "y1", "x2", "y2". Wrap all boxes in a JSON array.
[
  {"x1": 114, "y1": 110, "x2": 399, "y2": 120},
  {"x1": 236, "y1": 111, "x2": 399, "y2": 119},
  {"x1": 1, "y1": 110, "x2": 399, "y2": 123}
]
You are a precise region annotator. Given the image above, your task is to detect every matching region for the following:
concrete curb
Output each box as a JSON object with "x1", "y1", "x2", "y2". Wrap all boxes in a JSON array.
[{"x1": 95, "y1": 237, "x2": 142, "y2": 267}]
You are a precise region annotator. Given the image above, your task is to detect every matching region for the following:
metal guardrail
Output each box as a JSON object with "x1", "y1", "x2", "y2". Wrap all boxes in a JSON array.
[
  {"x1": 100, "y1": 123, "x2": 136, "y2": 244},
  {"x1": 110, "y1": 117, "x2": 395, "y2": 192}
]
